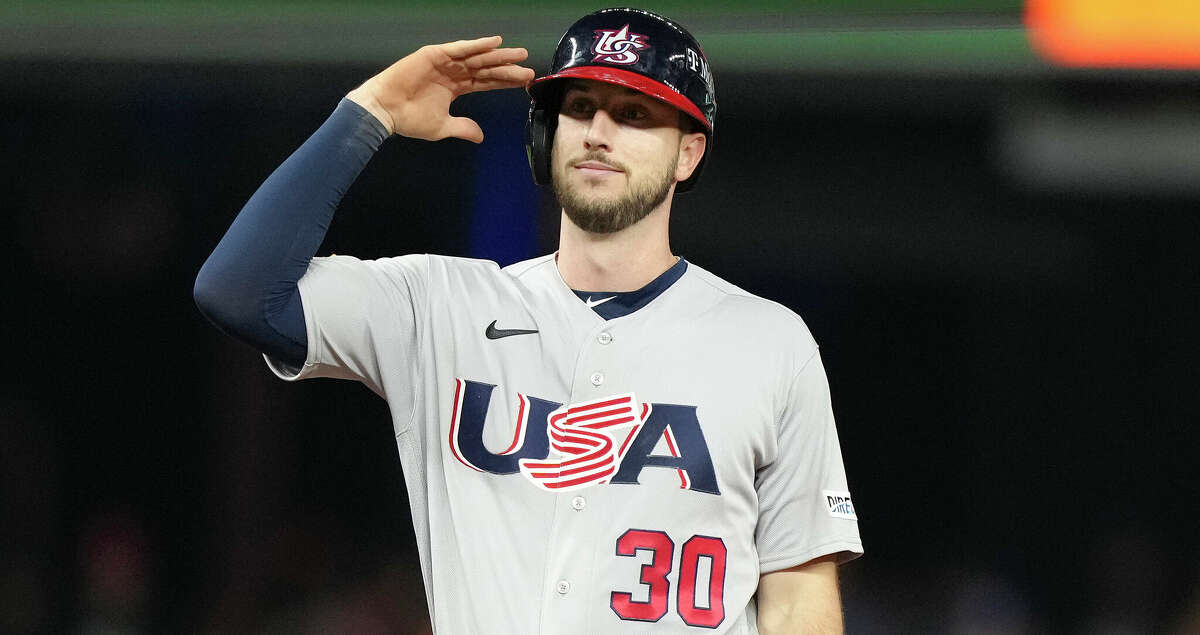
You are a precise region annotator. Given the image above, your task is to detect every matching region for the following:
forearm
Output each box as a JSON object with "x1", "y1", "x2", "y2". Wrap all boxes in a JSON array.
[
  {"x1": 193, "y1": 98, "x2": 389, "y2": 365},
  {"x1": 758, "y1": 601, "x2": 844, "y2": 635},
  {"x1": 756, "y1": 556, "x2": 844, "y2": 635}
]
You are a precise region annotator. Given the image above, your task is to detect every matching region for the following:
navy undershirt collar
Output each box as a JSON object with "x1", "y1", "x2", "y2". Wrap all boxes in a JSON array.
[{"x1": 570, "y1": 258, "x2": 688, "y2": 320}]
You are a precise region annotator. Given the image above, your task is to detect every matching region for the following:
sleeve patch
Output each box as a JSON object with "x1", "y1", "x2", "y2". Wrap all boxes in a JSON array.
[{"x1": 822, "y1": 490, "x2": 858, "y2": 520}]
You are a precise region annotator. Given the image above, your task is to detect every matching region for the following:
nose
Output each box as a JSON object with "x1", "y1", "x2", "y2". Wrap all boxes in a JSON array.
[{"x1": 582, "y1": 108, "x2": 616, "y2": 152}]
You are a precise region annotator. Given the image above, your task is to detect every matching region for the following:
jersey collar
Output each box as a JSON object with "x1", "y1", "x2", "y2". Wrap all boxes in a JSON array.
[{"x1": 570, "y1": 258, "x2": 689, "y2": 320}]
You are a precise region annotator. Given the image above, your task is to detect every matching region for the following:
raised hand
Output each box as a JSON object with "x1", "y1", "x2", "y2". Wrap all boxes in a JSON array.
[{"x1": 347, "y1": 36, "x2": 536, "y2": 143}]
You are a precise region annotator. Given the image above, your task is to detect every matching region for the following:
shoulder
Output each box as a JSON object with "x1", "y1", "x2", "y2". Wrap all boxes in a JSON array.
[
  {"x1": 501, "y1": 253, "x2": 557, "y2": 277},
  {"x1": 308, "y1": 252, "x2": 431, "y2": 275},
  {"x1": 681, "y1": 262, "x2": 819, "y2": 364},
  {"x1": 684, "y1": 262, "x2": 814, "y2": 334},
  {"x1": 304, "y1": 253, "x2": 559, "y2": 294},
  {"x1": 333, "y1": 253, "x2": 534, "y2": 280},
  {"x1": 416, "y1": 253, "x2": 556, "y2": 281}
]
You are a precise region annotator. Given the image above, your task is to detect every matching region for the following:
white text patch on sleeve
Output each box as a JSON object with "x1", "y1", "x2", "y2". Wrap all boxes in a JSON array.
[{"x1": 823, "y1": 490, "x2": 858, "y2": 520}]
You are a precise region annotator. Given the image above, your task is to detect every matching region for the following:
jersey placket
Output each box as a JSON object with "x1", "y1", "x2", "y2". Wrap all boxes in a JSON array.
[{"x1": 536, "y1": 319, "x2": 627, "y2": 633}]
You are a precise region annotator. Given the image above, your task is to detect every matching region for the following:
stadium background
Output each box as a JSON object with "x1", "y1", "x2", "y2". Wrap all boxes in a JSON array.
[{"x1": 1, "y1": 1, "x2": 1197, "y2": 632}]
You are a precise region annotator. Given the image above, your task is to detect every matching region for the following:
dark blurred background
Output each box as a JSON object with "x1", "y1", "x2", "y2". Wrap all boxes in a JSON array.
[{"x1": 2, "y1": 1, "x2": 1198, "y2": 633}]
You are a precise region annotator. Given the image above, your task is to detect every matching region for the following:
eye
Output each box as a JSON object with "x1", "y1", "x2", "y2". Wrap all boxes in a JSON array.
[
  {"x1": 564, "y1": 97, "x2": 595, "y2": 117},
  {"x1": 618, "y1": 106, "x2": 648, "y2": 122}
]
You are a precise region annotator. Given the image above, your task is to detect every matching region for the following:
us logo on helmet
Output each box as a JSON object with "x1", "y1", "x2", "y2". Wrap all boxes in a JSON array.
[{"x1": 591, "y1": 25, "x2": 649, "y2": 65}]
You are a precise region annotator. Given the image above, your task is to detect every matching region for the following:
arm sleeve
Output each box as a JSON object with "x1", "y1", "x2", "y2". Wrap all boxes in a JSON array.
[
  {"x1": 755, "y1": 349, "x2": 864, "y2": 573},
  {"x1": 193, "y1": 98, "x2": 389, "y2": 367}
]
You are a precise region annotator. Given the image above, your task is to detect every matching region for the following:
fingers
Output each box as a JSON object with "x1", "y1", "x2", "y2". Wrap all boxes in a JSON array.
[
  {"x1": 473, "y1": 64, "x2": 536, "y2": 84},
  {"x1": 464, "y1": 47, "x2": 529, "y2": 69},
  {"x1": 440, "y1": 35, "x2": 502, "y2": 59},
  {"x1": 465, "y1": 79, "x2": 535, "y2": 94},
  {"x1": 445, "y1": 116, "x2": 484, "y2": 144}
]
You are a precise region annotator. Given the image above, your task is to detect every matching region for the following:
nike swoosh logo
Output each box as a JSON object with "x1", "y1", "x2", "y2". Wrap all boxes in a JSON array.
[
  {"x1": 485, "y1": 320, "x2": 539, "y2": 340},
  {"x1": 585, "y1": 296, "x2": 617, "y2": 308}
]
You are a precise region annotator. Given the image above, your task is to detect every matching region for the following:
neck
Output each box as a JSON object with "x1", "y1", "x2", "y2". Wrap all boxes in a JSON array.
[{"x1": 556, "y1": 198, "x2": 676, "y2": 292}]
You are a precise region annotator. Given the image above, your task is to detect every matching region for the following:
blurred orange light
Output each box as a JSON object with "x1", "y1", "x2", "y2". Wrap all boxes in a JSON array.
[{"x1": 1026, "y1": 0, "x2": 1200, "y2": 68}]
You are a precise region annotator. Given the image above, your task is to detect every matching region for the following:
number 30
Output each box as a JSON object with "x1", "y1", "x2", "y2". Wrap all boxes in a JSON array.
[{"x1": 610, "y1": 529, "x2": 728, "y2": 628}]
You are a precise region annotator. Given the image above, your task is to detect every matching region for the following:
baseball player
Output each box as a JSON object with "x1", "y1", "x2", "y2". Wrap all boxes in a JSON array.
[{"x1": 195, "y1": 7, "x2": 863, "y2": 634}]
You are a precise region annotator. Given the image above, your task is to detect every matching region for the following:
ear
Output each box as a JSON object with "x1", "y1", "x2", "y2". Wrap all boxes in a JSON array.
[{"x1": 675, "y1": 132, "x2": 707, "y2": 183}]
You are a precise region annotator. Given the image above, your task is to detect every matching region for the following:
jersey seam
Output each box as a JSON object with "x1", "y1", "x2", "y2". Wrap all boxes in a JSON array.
[
  {"x1": 297, "y1": 268, "x2": 324, "y2": 369},
  {"x1": 507, "y1": 253, "x2": 555, "y2": 278},
  {"x1": 792, "y1": 347, "x2": 820, "y2": 380},
  {"x1": 365, "y1": 253, "x2": 429, "y2": 432},
  {"x1": 768, "y1": 348, "x2": 821, "y2": 441},
  {"x1": 402, "y1": 254, "x2": 432, "y2": 435}
]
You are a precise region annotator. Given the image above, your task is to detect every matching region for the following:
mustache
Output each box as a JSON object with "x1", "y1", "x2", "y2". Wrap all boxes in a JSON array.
[{"x1": 569, "y1": 151, "x2": 628, "y2": 173}]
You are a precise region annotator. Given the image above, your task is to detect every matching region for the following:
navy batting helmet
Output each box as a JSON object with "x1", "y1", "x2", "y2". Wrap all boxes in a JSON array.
[{"x1": 525, "y1": 7, "x2": 716, "y2": 193}]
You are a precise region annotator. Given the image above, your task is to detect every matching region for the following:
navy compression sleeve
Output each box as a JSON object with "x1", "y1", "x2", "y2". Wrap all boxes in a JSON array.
[{"x1": 194, "y1": 98, "x2": 389, "y2": 367}]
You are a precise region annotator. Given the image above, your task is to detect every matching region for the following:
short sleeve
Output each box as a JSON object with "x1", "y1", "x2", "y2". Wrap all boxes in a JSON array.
[
  {"x1": 264, "y1": 253, "x2": 428, "y2": 403},
  {"x1": 755, "y1": 349, "x2": 864, "y2": 573}
]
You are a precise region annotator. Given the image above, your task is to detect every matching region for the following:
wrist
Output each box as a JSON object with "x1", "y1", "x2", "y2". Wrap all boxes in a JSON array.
[{"x1": 346, "y1": 85, "x2": 394, "y2": 136}]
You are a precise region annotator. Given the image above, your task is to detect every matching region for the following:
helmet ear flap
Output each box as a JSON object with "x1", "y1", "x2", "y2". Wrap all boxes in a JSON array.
[{"x1": 525, "y1": 100, "x2": 557, "y2": 187}]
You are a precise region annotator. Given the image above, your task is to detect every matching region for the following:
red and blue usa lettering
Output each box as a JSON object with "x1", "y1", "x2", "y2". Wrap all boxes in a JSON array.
[
  {"x1": 517, "y1": 393, "x2": 645, "y2": 491},
  {"x1": 447, "y1": 378, "x2": 720, "y2": 495}
]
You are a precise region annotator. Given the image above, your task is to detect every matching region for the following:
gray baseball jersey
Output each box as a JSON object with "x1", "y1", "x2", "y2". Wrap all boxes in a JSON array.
[{"x1": 267, "y1": 252, "x2": 863, "y2": 634}]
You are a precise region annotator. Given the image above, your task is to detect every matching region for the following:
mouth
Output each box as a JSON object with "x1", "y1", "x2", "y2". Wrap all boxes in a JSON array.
[{"x1": 573, "y1": 160, "x2": 624, "y2": 176}]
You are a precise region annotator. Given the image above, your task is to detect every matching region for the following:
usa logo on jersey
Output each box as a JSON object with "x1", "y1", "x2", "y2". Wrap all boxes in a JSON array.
[
  {"x1": 592, "y1": 25, "x2": 649, "y2": 64},
  {"x1": 517, "y1": 393, "x2": 646, "y2": 492},
  {"x1": 447, "y1": 379, "x2": 720, "y2": 495}
]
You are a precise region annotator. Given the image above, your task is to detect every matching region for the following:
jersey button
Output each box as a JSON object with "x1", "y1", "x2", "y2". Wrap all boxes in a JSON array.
[
  {"x1": 590, "y1": 372, "x2": 604, "y2": 386},
  {"x1": 571, "y1": 496, "x2": 586, "y2": 510},
  {"x1": 556, "y1": 580, "x2": 571, "y2": 595},
  {"x1": 597, "y1": 332, "x2": 613, "y2": 345}
]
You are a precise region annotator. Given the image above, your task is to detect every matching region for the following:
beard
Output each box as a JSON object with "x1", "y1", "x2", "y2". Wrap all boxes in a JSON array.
[{"x1": 552, "y1": 148, "x2": 677, "y2": 234}]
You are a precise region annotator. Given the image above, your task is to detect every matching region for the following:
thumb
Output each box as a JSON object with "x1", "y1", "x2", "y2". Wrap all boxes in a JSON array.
[{"x1": 445, "y1": 116, "x2": 484, "y2": 144}]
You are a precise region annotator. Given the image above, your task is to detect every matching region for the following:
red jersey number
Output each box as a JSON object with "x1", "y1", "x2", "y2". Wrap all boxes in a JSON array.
[
  {"x1": 611, "y1": 529, "x2": 674, "y2": 621},
  {"x1": 611, "y1": 529, "x2": 728, "y2": 628}
]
